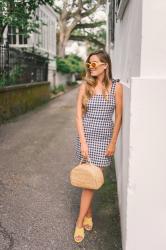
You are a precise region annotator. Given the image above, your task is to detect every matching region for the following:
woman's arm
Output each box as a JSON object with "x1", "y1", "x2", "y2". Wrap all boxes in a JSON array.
[
  {"x1": 105, "y1": 82, "x2": 123, "y2": 156},
  {"x1": 75, "y1": 82, "x2": 87, "y2": 145},
  {"x1": 110, "y1": 82, "x2": 123, "y2": 145}
]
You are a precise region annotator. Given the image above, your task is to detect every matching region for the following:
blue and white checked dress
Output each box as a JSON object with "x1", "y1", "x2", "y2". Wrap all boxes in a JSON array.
[{"x1": 74, "y1": 79, "x2": 118, "y2": 168}]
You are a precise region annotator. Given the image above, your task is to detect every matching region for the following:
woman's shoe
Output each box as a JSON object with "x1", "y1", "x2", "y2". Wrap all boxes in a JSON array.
[
  {"x1": 74, "y1": 226, "x2": 85, "y2": 243},
  {"x1": 83, "y1": 216, "x2": 93, "y2": 231}
]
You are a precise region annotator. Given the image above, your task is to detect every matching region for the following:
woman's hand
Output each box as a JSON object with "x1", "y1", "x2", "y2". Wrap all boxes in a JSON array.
[
  {"x1": 80, "y1": 142, "x2": 89, "y2": 159},
  {"x1": 105, "y1": 142, "x2": 116, "y2": 156}
]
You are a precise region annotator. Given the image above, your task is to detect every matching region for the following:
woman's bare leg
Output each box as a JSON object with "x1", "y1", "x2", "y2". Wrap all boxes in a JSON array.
[
  {"x1": 85, "y1": 206, "x2": 93, "y2": 217},
  {"x1": 75, "y1": 167, "x2": 104, "y2": 240},
  {"x1": 75, "y1": 189, "x2": 94, "y2": 241},
  {"x1": 76, "y1": 189, "x2": 95, "y2": 228},
  {"x1": 85, "y1": 167, "x2": 104, "y2": 218}
]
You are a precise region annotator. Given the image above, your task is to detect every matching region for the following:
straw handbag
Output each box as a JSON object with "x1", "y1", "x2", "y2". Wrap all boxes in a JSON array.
[{"x1": 70, "y1": 157, "x2": 104, "y2": 190}]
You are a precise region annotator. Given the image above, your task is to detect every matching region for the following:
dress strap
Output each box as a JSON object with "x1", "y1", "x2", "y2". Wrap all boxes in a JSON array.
[{"x1": 111, "y1": 78, "x2": 120, "y2": 95}]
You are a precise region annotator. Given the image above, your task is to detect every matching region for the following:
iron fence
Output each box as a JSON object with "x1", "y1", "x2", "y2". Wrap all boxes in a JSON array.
[
  {"x1": 0, "y1": 40, "x2": 48, "y2": 86},
  {"x1": 0, "y1": 40, "x2": 9, "y2": 79}
]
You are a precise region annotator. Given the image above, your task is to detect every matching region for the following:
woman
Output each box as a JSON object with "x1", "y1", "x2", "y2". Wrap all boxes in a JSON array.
[{"x1": 74, "y1": 50, "x2": 123, "y2": 243}]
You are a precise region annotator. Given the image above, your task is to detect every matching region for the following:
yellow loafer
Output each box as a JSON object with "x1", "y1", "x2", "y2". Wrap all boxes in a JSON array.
[
  {"x1": 74, "y1": 226, "x2": 85, "y2": 243},
  {"x1": 83, "y1": 216, "x2": 93, "y2": 231}
]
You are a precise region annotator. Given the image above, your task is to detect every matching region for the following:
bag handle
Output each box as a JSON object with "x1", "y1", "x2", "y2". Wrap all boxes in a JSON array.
[{"x1": 80, "y1": 156, "x2": 92, "y2": 165}]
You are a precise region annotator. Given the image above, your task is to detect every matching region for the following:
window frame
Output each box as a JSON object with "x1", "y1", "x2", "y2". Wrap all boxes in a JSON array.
[
  {"x1": 116, "y1": 0, "x2": 129, "y2": 20},
  {"x1": 110, "y1": 0, "x2": 115, "y2": 44}
]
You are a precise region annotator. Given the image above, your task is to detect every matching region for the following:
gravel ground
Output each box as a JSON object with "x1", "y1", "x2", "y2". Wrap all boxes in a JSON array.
[{"x1": 0, "y1": 87, "x2": 122, "y2": 250}]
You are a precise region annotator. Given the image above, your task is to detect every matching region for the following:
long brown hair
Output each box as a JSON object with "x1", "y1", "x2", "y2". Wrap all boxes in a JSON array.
[{"x1": 82, "y1": 50, "x2": 113, "y2": 115}]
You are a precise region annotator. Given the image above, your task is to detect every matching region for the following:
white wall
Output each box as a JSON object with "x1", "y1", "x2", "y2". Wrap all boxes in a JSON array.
[
  {"x1": 111, "y1": 0, "x2": 142, "y2": 83},
  {"x1": 7, "y1": 4, "x2": 57, "y2": 88},
  {"x1": 56, "y1": 72, "x2": 73, "y2": 87},
  {"x1": 30, "y1": 4, "x2": 57, "y2": 57},
  {"x1": 141, "y1": 0, "x2": 166, "y2": 77},
  {"x1": 126, "y1": 78, "x2": 166, "y2": 250},
  {"x1": 34, "y1": 5, "x2": 57, "y2": 88},
  {"x1": 110, "y1": 0, "x2": 166, "y2": 250},
  {"x1": 115, "y1": 81, "x2": 130, "y2": 248},
  {"x1": 111, "y1": 0, "x2": 143, "y2": 248}
]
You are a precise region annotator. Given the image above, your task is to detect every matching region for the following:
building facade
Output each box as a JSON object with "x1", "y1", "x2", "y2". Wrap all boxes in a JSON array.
[
  {"x1": 106, "y1": 1, "x2": 166, "y2": 250},
  {"x1": 3, "y1": 4, "x2": 57, "y2": 88}
]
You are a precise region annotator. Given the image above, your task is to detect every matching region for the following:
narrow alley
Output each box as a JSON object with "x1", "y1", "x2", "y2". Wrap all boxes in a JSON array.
[{"x1": 0, "y1": 87, "x2": 122, "y2": 250}]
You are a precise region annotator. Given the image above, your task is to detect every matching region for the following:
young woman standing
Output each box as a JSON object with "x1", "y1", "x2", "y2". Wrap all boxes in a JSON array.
[{"x1": 74, "y1": 50, "x2": 123, "y2": 243}]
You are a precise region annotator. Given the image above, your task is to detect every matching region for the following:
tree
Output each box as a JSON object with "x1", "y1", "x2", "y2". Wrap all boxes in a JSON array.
[
  {"x1": 70, "y1": 27, "x2": 106, "y2": 53},
  {"x1": 54, "y1": 0, "x2": 106, "y2": 57},
  {"x1": 0, "y1": 0, "x2": 54, "y2": 42}
]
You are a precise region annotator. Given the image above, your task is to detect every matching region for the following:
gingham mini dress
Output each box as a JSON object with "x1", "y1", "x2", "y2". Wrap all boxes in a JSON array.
[{"x1": 74, "y1": 79, "x2": 118, "y2": 168}]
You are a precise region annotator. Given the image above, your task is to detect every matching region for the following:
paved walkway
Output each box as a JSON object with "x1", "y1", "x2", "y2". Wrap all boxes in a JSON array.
[{"x1": 0, "y1": 87, "x2": 122, "y2": 250}]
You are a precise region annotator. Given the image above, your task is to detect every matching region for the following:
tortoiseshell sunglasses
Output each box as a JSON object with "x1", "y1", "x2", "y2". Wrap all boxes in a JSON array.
[{"x1": 85, "y1": 62, "x2": 106, "y2": 69}]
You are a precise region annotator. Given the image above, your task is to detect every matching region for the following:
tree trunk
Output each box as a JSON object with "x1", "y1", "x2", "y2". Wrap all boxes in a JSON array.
[
  {"x1": 57, "y1": 19, "x2": 66, "y2": 57},
  {"x1": 57, "y1": 20, "x2": 72, "y2": 57},
  {"x1": 57, "y1": 32, "x2": 67, "y2": 57}
]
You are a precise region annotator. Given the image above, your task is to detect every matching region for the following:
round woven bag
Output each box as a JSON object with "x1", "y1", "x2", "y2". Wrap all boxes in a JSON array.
[{"x1": 70, "y1": 158, "x2": 104, "y2": 190}]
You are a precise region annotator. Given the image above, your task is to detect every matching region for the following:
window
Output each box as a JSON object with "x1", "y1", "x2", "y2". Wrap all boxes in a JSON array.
[
  {"x1": 116, "y1": 0, "x2": 121, "y2": 8},
  {"x1": 7, "y1": 26, "x2": 16, "y2": 44},
  {"x1": 109, "y1": 0, "x2": 129, "y2": 45},
  {"x1": 19, "y1": 35, "x2": 27, "y2": 45},
  {"x1": 19, "y1": 29, "x2": 28, "y2": 45},
  {"x1": 110, "y1": 0, "x2": 115, "y2": 44},
  {"x1": 8, "y1": 26, "x2": 28, "y2": 45}
]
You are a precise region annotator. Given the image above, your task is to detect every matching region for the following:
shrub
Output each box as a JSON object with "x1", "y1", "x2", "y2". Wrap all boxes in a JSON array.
[
  {"x1": 56, "y1": 54, "x2": 85, "y2": 74},
  {"x1": 0, "y1": 65, "x2": 23, "y2": 87},
  {"x1": 9, "y1": 65, "x2": 23, "y2": 85},
  {"x1": 0, "y1": 75, "x2": 8, "y2": 87}
]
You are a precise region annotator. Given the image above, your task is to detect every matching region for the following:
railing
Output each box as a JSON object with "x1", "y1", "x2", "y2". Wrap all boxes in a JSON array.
[
  {"x1": 0, "y1": 40, "x2": 48, "y2": 86},
  {"x1": 0, "y1": 40, "x2": 10, "y2": 80}
]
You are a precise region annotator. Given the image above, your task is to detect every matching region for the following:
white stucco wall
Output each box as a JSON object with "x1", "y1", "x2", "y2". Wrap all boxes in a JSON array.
[
  {"x1": 111, "y1": 0, "x2": 142, "y2": 83},
  {"x1": 141, "y1": 0, "x2": 166, "y2": 76},
  {"x1": 109, "y1": 0, "x2": 166, "y2": 249},
  {"x1": 126, "y1": 78, "x2": 166, "y2": 250},
  {"x1": 115, "y1": 81, "x2": 130, "y2": 248},
  {"x1": 56, "y1": 72, "x2": 74, "y2": 87},
  {"x1": 110, "y1": 0, "x2": 143, "y2": 247}
]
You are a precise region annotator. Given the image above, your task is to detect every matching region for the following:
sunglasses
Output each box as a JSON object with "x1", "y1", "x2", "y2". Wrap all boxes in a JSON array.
[{"x1": 86, "y1": 62, "x2": 106, "y2": 69}]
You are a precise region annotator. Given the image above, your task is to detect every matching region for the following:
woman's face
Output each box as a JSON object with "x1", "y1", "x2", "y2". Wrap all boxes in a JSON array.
[{"x1": 88, "y1": 55, "x2": 107, "y2": 77}]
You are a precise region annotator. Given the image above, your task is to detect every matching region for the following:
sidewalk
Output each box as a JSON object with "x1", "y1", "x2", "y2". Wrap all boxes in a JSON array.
[{"x1": 0, "y1": 87, "x2": 122, "y2": 250}]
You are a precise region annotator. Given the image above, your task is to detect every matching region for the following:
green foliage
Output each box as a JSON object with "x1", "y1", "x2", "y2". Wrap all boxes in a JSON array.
[
  {"x1": 0, "y1": 0, "x2": 54, "y2": 37},
  {"x1": 56, "y1": 54, "x2": 85, "y2": 74},
  {"x1": 0, "y1": 65, "x2": 23, "y2": 87},
  {"x1": 0, "y1": 75, "x2": 7, "y2": 87},
  {"x1": 9, "y1": 65, "x2": 23, "y2": 85}
]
